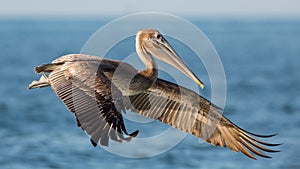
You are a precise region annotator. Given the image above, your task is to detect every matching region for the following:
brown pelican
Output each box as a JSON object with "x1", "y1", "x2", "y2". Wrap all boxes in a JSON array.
[{"x1": 29, "y1": 29, "x2": 279, "y2": 159}]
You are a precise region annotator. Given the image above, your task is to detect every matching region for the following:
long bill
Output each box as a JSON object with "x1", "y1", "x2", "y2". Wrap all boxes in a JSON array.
[{"x1": 145, "y1": 36, "x2": 205, "y2": 89}]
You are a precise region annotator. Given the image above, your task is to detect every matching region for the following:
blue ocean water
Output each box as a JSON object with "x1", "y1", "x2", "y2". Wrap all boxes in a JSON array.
[{"x1": 0, "y1": 18, "x2": 299, "y2": 169}]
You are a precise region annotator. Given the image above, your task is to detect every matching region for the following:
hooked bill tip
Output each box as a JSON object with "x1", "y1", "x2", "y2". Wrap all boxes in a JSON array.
[
  {"x1": 196, "y1": 80, "x2": 205, "y2": 89},
  {"x1": 199, "y1": 83, "x2": 205, "y2": 89}
]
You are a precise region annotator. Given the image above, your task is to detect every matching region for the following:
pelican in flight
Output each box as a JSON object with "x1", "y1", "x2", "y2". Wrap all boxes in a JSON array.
[{"x1": 29, "y1": 29, "x2": 279, "y2": 159}]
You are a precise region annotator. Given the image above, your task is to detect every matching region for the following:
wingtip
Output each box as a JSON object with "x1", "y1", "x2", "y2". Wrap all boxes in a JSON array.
[
  {"x1": 252, "y1": 157, "x2": 258, "y2": 160},
  {"x1": 90, "y1": 139, "x2": 98, "y2": 147},
  {"x1": 238, "y1": 127, "x2": 279, "y2": 138},
  {"x1": 129, "y1": 130, "x2": 139, "y2": 138}
]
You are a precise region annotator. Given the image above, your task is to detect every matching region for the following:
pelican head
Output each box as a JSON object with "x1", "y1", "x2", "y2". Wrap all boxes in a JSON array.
[{"x1": 136, "y1": 29, "x2": 204, "y2": 89}]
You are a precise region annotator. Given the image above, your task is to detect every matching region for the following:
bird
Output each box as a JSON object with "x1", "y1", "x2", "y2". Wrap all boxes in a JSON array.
[{"x1": 29, "y1": 29, "x2": 279, "y2": 160}]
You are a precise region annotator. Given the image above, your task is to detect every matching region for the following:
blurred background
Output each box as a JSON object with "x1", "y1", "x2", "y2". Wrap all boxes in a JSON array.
[{"x1": 0, "y1": 0, "x2": 299, "y2": 169}]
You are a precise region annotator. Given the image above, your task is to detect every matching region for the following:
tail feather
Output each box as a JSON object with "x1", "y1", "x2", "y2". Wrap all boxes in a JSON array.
[
  {"x1": 28, "y1": 74, "x2": 50, "y2": 89},
  {"x1": 29, "y1": 62, "x2": 63, "y2": 89},
  {"x1": 35, "y1": 63, "x2": 63, "y2": 73}
]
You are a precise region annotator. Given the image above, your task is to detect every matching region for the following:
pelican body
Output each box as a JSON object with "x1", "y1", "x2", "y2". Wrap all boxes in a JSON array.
[{"x1": 29, "y1": 29, "x2": 279, "y2": 160}]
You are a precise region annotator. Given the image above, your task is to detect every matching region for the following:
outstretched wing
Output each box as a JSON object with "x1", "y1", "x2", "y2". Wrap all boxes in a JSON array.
[
  {"x1": 124, "y1": 78, "x2": 279, "y2": 159},
  {"x1": 46, "y1": 60, "x2": 138, "y2": 146}
]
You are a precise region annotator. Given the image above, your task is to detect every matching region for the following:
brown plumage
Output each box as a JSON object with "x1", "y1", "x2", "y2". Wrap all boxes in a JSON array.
[
  {"x1": 124, "y1": 78, "x2": 280, "y2": 159},
  {"x1": 29, "y1": 29, "x2": 279, "y2": 160}
]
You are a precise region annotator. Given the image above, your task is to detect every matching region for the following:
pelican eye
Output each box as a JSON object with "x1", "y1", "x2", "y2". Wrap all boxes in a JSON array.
[{"x1": 156, "y1": 34, "x2": 163, "y2": 40}]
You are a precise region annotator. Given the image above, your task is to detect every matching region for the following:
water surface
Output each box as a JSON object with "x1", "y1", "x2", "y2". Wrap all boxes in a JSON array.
[{"x1": 0, "y1": 18, "x2": 299, "y2": 169}]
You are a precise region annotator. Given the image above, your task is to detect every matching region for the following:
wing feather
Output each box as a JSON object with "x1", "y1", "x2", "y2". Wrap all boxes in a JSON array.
[
  {"x1": 125, "y1": 78, "x2": 279, "y2": 159},
  {"x1": 47, "y1": 60, "x2": 138, "y2": 146}
]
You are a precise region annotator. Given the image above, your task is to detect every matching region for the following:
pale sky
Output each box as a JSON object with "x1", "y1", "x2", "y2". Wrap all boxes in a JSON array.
[{"x1": 1, "y1": 0, "x2": 300, "y2": 18}]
